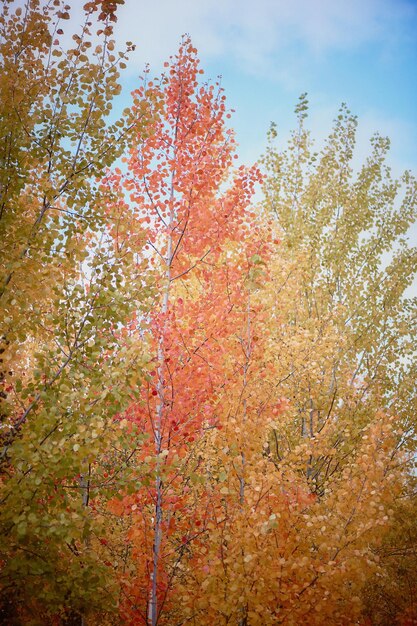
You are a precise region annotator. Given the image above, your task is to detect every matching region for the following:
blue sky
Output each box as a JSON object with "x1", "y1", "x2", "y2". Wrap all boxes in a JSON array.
[{"x1": 110, "y1": 0, "x2": 417, "y2": 178}]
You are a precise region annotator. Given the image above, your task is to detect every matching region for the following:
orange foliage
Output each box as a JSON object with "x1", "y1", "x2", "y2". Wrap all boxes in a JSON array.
[{"x1": 106, "y1": 39, "x2": 404, "y2": 626}]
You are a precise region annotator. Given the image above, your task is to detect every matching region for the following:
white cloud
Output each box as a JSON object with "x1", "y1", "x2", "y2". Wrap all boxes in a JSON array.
[
  {"x1": 60, "y1": 0, "x2": 417, "y2": 180},
  {"x1": 111, "y1": 0, "x2": 416, "y2": 76}
]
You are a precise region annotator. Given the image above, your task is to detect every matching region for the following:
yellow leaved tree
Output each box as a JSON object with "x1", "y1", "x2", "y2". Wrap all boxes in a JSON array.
[{"x1": 0, "y1": 1, "x2": 152, "y2": 623}]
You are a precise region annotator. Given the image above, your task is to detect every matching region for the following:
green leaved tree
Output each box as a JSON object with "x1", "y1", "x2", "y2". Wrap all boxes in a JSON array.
[{"x1": 0, "y1": 1, "x2": 152, "y2": 623}]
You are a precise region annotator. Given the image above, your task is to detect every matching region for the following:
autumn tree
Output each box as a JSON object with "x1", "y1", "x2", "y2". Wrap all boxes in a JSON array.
[
  {"x1": 103, "y1": 38, "x2": 269, "y2": 626},
  {"x1": 262, "y1": 95, "x2": 417, "y2": 467},
  {"x1": 110, "y1": 91, "x2": 413, "y2": 626},
  {"x1": 0, "y1": 1, "x2": 152, "y2": 623},
  {"x1": 257, "y1": 95, "x2": 417, "y2": 623},
  {"x1": 1, "y1": 7, "x2": 415, "y2": 623},
  {"x1": 99, "y1": 48, "x2": 410, "y2": 626}
]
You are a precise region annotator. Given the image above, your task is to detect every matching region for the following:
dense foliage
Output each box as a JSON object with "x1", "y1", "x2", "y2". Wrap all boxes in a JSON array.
[{"x1": 1, "y1": 2, "x2": 416, "y2": 625}]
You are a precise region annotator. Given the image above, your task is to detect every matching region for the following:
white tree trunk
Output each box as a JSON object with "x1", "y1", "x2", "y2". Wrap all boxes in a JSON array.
[{"x1": 148, "y1": 183, "x2": 174, "y2": 626}]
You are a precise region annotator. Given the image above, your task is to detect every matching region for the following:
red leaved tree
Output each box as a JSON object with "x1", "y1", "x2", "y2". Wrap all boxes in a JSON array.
[{"x1": 106, "y1": 38, "x2": 270, "y2": 625}]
